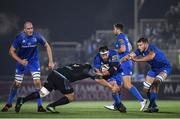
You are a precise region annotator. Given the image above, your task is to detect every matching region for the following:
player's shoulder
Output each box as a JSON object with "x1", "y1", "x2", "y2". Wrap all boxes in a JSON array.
[
  {"x1": 32, "y1": 31, "x2": 41, "y2": 37},
  {"x1": 148, "y1": 44, "x2": 158, "y2": 51},
  {"x1": 109, "y1": 49, "x2": 118, "y2": 55},
  {"x1": 15, "y1": 32, "x2": 26, "y2": 40}
]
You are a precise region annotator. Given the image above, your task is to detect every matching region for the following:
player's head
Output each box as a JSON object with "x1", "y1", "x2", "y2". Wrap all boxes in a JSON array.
[
  {"x1": 137, "y1": 37, "x2": 149, "y2": 52},
  {"x1": 24, "y1": 21, "x2": 33, "y2": 36},
  {"x1": 113, "y1": 23, "x2": 123, "y2": 35},
  {"x1": 99, "y1": 46, "x2": 109, "y2": 61}
]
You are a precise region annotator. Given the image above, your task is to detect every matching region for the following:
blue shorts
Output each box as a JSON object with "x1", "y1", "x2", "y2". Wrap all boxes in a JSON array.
[
  {"x1": 147, "y1": 66, "x2": 172, "y2": 78},
  {"x1": 14, "y1": 60, "x2": 41, "y2": 83},
  {"x1": 108, "y1": 73, "x2": 122, "y2": 86},
  {"x1": 15, "y1": 60, "x2": 40, "y2": 75},
  {"x1": 120, "y1": 60, "x2": 133, "y2": 76}
]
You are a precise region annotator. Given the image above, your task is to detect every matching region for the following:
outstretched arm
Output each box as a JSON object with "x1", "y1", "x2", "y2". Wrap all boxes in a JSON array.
[
  {"x1": 44, "y1": 42, "x2": 54, "y2": 69},
  {"x1": 131, "y1": 51, "x2": 155, "y2": 62}
]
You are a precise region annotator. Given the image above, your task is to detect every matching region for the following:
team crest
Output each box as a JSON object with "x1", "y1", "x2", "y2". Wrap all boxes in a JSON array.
[
  {"x1": 119, "y1": 39, "x2": 124, "y2": 44},
  {"x1": 112, "y1": 55, "x2": 118, "y2": 61}
]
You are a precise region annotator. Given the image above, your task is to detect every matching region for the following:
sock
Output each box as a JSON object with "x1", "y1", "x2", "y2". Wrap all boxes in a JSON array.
[
  {"x1": 49, "y1": 96, "x2": 70, "y2": 107},
  {"x1": 35, "y1": 89, "x2": 43, "y2": 107},
  {"x1": 130, "y1": 86, "x2": 144, "y2": 102},
  {"x1": 112, "y1": 93, "x2": 121, "y2": 107},
  {"x1": 118, "y1": 91, "x2": 121, "y2": 102},
  {"x1": 23, "y1": 92, "x2": 40, "y2": 103},
  {"x1": 150, "y1": 92, "x2": 158, "y2": 108},
  {"x1": 7, "y1": 86, "x2": 18, "y2": 104},
  {"x1": 146, "y1": 90, "x2": 151, "y2": 100}
]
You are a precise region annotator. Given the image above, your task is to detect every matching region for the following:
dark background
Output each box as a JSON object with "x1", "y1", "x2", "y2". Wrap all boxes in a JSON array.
[{"x1": 0, "y1": 0, "x2": 179, "y2": 76}]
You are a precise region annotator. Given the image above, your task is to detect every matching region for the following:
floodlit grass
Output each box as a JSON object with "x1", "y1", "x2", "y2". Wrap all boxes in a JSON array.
[{"x1": 0, "y1": 100, "x2": 180, "y2": 118}]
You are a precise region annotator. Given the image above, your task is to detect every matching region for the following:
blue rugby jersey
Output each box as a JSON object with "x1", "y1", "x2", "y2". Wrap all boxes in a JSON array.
[
  {"x1": 134, "y1": 44, "x2": 171, "y2": 69},
  {"x1": 12, "y1": 32, "x2": 46, "y2": 62},
  {"x1": 114, "y1": 33, "x2": 132, "y2": 59}
]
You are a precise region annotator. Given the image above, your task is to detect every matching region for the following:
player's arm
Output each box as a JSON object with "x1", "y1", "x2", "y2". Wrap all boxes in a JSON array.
[
  {"x1": 131, "y1": 51, "x2": 155, "y2": 62},
  {"x1": 101, "y1": 62, "x2": 118, "y2": 76},
  {"x1": 117, "y1": 44, "x2": 126, "y2": 54},
  {"x1": 95, "y1": 78, "x2": 112, "y2": 90},
  {"x1": 44, "y1": 42, "x2": 54, "y2": 69},
  {"x1": 9, "y1": 46, "x2": 28, "y2": 66}
]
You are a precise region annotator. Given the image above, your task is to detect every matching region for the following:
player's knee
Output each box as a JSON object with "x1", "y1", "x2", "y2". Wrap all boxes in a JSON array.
[
  {"x1": 143, "y1": 81, "x2": 152, "y2": 93},
  {"x1": 33, "y1": 79, "x2": 41, "y2": 88},
  {"x1": 14, "y1": 81, "x2": 21, "y2": 88},
  {"x1": 65, "y1": 93, "x2": 75, "y2": 102},
  {"x1": 153, "y1": 75, "x2": 163, "y2": 87}
]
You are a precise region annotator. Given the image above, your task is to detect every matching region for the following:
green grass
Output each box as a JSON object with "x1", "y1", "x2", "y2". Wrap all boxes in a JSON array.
[{"x1": 0, "y1": 101, "x2": 180, "y2": 118}]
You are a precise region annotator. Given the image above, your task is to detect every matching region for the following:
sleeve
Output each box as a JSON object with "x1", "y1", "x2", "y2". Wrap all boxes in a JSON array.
[
  {"x1": 93, "y1": 54, "x2": 101, "y2": 69},
  {"x1": 37, "y1": 33, "x2": 47, "y2": 46},
  {"x1": 134, "y1": 49, "x2": 141, "y2": 56},
  {"x1": 107, "y1": 51, "x2": 119, "y2": 75},
  {"x1": 115, "y1": 38, "x2": 125, "y2": 49},
  {"x1": 148, "y1": 45, "x2": 155, "y2": 53},
  {"x1": 12, "y1": 36, "x2": 21, "y2": 49},
  {"x1": 111, "y1": 51, "x2": 119, "y2": 63}
]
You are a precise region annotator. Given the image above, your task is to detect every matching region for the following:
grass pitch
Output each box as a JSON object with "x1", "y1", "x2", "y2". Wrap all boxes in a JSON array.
[{"x1": 0, "y1": 100, "x2": 180, "y2": 118}]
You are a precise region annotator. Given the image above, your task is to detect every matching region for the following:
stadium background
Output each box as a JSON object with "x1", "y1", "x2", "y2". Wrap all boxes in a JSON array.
[{"x1": 0, "y1": 0, "x2": 180, "y2": 101}]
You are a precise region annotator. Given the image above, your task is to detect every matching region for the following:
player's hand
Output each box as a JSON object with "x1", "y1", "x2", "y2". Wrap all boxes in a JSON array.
[
  {"x1": 131, "y1": 56, "x2": 138, "y2": 62},
  {"x1": 48, "y1": 61, "x2": 55, "y2": 70},
  {"x1": 20, "y1": 59, "x2": 28, "y2": 66},
  {"x1": 101, "y1": 70, "x2": 110, "y2": 76}
]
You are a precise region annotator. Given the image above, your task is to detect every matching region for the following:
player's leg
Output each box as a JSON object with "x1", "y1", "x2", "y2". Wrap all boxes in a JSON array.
[
  {"x1": 149, "y1": 71, "x2": 168, "y2": 112},
  {"x1": 31, "y1": 71, "x2": 46, "y2": 112},
  {"x1": 143, "y1": 74, "x2": 155, "y2": 112},
  {"x1": 46, "y1": 92, "x2": 74, "y2": 113},
  {"x1": 15, "y1": 74, "x2": 55, "y2": 113},
  {"x1": 1, "y1": 71, "x2": 24, "y2": 112},
  {"x1": 30, "y1": 60, "x2": 46, "y2": 112},
  {"x1": 46, "y1": 72, "x2": 74, "y2": 113},
  {"x1": 109, "y1": 79, "x2": 126, "y2": 112},
  {"x1": 121, "y1": 61, "x2": 146, "y2": 111},
  {"x1": 104, "y1": 74, "x2": 122, "y2": 111}
]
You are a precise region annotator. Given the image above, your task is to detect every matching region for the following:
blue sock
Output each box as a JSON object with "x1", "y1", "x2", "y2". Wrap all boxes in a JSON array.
[
  {"x1": 112, "y1": 93, "x2": 121, "y2": 106},
  {"x1": 7, "y1": 87, "x2": 18, "y2": 104},
  {"x1": 130, "y1": 86, "x2": 144, "y2": 102},
  {"x1": 35, "y1": 89, "x2": 42, "y2": 107},
  {"x1": 150, "y1": 92, "x2": 158, "y2": 108}
]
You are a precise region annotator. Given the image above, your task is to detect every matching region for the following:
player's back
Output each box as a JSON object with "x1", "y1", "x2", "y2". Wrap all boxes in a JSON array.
[
  {"x1": 56, "y1": 64, "x2": 93, "y2": 82},
  {"x1": 114, "y1": 33, "x2": 132, "y2": 58},
  {"x1": 149, "y1": 44, "x2": 171, "y2": 69}
]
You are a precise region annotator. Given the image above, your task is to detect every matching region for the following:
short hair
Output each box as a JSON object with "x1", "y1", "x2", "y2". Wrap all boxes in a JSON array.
[
  {"x1": 137, "y1": 37, "x2": 149, "y2": 43},
  {"x1": 114, "y1": 23, "x2": 124, "y2": 31},
  {"x1": 99, "y1": 46, "x2": 109, "y2": 53},
  {"x1": 24, "y1": 21, "x2": 33, "y2": 28}
]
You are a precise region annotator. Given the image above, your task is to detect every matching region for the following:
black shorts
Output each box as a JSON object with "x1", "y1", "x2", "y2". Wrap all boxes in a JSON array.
[{"x1": 44, "y1": 70, "x2": 74, "y2": 94}]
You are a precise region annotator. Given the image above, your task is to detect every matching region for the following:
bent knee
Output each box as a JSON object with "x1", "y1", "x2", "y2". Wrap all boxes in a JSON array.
[{"x1": 65, "y1": 93, "x2": 75, "y2": 102}]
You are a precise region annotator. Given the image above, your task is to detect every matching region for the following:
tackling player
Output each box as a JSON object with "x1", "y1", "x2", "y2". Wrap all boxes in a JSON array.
[
  {"x1": 1, "y1": 21, "x2": 54, "y2": 112},
  {"x1": 110, "y1": 23, "x2": 146, "y2": 111},
  {"x1": 128, "y1": 37, "x2": 172, "y2": 112},
  {"x1": 93, "y1": 46, "x2": 126, "y2": 112},
  {"x1": 15, "y1": 63, "x2": 119, "y2": 113}
]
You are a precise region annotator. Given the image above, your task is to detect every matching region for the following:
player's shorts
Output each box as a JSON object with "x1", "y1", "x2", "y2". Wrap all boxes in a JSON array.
[
  {"x1": 108, "y1": 73, "x2": 122, "y2": 86},
  {"x1": 147, "y1": 65, "x2": 172, "y2": 78},
  {"x1": 120, "y1": 60, "x2": 133, "y2": 76},
  {"x1": 14, "y1": 60, "x2": 41, "y2": 83},
  {"x1": 44, "y1": 70, "x2": 74, "y2": 94}
]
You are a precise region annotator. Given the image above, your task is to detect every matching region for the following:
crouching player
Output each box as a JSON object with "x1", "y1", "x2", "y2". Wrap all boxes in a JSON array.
[
  {"x1": 129, "y1": 38, "x2": 172, "y2": 112},
  {"x1": 15, "y1": 63, "x2": 119, "y2": 113},
  {"x1": 93, "y1": 46, "x2": 126, "y2": 112}
]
